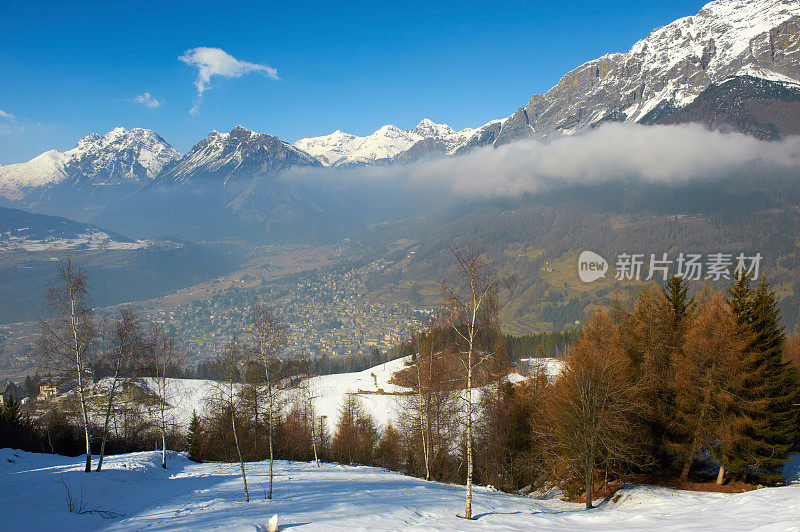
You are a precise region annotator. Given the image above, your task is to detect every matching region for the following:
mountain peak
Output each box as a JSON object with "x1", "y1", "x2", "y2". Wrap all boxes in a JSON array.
[
  {"x1": 0, "y1": 127, "x2": 180, "y2": 199},
  {"x1": 411, "y1": 118, "x2": 455, "y2": 138},
  {"x1": 481, "y1": 0, "x2": 800, "y2": 147},
  {"x1": 230, "y1": 125, "x2": 256, "y2": 138},
  {"x1": 156, "y1": 127, "x2": 320, "y2": 186}
]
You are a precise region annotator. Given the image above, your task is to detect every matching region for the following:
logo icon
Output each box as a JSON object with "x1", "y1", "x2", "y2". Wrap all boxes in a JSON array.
[{"x1": 578, "y1": 250, "x2": 608, "y2": 283}]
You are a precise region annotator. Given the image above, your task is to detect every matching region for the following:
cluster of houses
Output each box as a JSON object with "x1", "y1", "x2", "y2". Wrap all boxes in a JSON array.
[{"x1": 1, "y1": 370, "x2": 94, "y2": 405}]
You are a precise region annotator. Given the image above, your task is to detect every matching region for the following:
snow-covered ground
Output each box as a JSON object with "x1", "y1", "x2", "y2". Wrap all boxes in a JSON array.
[
  {"x1": 0, "y1": 230, "x2": 150, "y2": 251},
  {"x1": 117, "y1": 356, "x2": 544, "y2": 435},
  {"x1": 2, "y1": 448, "x2": 799, "y2": 531},
  {"x1": 93, "y1": 359, "x2": 414, "y2": 434},
  {"x1": 305, "y1": 356, "x2": 410, "y2": 434}
]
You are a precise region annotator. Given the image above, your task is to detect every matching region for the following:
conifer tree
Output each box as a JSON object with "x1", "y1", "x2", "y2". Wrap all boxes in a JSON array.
[
  {"x1": 614, "y1": 281, "x2": 691, "y2": 474},
  {"x1": 672, "y1": 292, "x2": 750, "y2": 482},
  {"x1": 725, "y1": 276, "x2": 800, "y2": 480},
  {"x1": 664, "y1": 275, "x2": 695, "y2": 326},
  {"x1": 187, "y1": 411, "x2": 204, "y2": 462},
  {"x1": 543, "y1": 312, "x2": 649, "y2": 508}
]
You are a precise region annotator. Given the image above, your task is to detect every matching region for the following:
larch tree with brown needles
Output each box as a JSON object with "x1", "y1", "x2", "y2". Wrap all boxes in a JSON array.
[
  {"x1": 542, "y1": 311, "x2": 649, "y2": 509},
  {"x1": 671, "y1": 291, "x2": 751, "y2": 483}
]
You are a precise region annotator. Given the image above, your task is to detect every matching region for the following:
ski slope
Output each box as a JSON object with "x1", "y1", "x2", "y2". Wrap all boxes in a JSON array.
[{"x1": 2, "y1": 448, "x2": 799, "y2": 531}]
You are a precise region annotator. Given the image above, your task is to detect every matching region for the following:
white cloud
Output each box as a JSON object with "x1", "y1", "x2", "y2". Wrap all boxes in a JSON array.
[
  {"x1": 0, "y1": 109, "x2": 15, "y2": 119},
  {"x1": 133, "y1": 92, "x2": 161, "y2": 109},
  {"x1": 284, "y1": 123, "x2": 800, "y2": 197},
  {"x1": 179, "y1": 47, "x2": 279, "y2": 115}
]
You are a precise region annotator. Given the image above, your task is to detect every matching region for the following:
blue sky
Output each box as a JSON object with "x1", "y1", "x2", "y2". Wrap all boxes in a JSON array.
[{"x1": 0, "y1": 0, "x2": 707, "y2": 163}]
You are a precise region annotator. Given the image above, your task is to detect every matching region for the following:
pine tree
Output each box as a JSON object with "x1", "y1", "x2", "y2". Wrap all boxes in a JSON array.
[
  {"x1": 664, "y1": 275, "x2": 695, "y2": 326},
  {"x1": 725, "y1": 278, "x2": 800, "y2": 481},
  {"x1": 187, "y1": 411, "x2": 204, "y2": 462}
]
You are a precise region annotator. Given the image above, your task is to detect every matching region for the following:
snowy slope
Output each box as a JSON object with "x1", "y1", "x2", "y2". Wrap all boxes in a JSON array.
[
  {"x1": 0, "y1": 128, "x2": 180, "y2": 200},
  {"x1": 112, "y1": 357, "x2": 547, "y2": 436},
  {"x1": 294, "y1": 119, "x2": 476, "y2": 166},
  {"x1": 102, "y1": 359, "x2": 413, "y2": 434},
  {"x1": 0, "y1": 230, "x2": 149, "y2": 252},
  {"x1": 2, "y1": 448, "x2": 799, "y2": 531},
  {"x1": 305, "y1": 356, "x2": 411, "y2": 433},
  {"x1": 0, "y1": 206, "x2": 149, "y2": 252}
]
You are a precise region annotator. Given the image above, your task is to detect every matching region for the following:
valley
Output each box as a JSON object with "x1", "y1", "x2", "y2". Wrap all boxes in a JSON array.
[{"x1": 3, "y1": 1, "x2": 800, "y2": 530}]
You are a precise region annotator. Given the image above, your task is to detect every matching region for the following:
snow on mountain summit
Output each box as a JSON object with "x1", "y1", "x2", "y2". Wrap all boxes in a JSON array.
[
  {"x1": 294, "y1": 119, "x2": 474, "y2": 167},
  {"x1": 156, "y1": 125, "x2": 321, "y2": 185},
  {"x1": 411, "y1": 118, "x2": 456, "y2": 138},
  {"x1": 486, "y1": 0, "x2": 800, "y2": 145},
  {"x1": 0, "y1": 127, "x2": 180, "y2": 199}
]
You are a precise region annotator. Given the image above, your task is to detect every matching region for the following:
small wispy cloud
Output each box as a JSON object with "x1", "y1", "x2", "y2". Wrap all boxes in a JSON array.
[
  {"x1": 133, "y1": 92, "x2": 162, "y2": 109},
  {"x1": 179, "y1": 47, "x2": 279, "y2": 115},
  {"x1": 0, "y1": 109, "x2": 15, "y2": 119}
]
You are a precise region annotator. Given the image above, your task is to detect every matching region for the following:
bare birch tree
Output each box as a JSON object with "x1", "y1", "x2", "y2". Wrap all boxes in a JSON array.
[
  {"x1": 215, "y1": 336, "x2": 250, "y2": 502},
  {"x1": 96, "y1": 305, "x2": 142, "y2": 471},
  {"x1": 143, "y1": 322, "x2": 181, "y2": 469},
  {"x1": 403, "y1": 330, "x2": 459, "y2": 482},
  {"x1": 301, "y1": 364, "x2": 320, "y2": 467},
  {"x1": 250, "y1": 303, "x2": 286, "y2": 499},
  {"x1": 441, "y1": 244, "x2": 502, "y2": 520},
  {"x1": 38, "y1": 257, "x2": 97, "y2": 472}
]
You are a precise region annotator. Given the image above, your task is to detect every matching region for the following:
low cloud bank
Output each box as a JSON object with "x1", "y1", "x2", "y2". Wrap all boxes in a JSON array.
[{"x1": 284, "y1": 123, "x2": 800, "y2": 197}]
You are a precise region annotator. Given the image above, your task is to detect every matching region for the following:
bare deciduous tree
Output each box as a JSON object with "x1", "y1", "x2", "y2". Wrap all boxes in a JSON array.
[
  {"x1": 214, "y1": 336, "x2": 250, "y2": 502},
  {"x1": 250, "y1": 303, "x2": 286, "y2": 499},
  {"x1": 39, "y1": 257, "x2": 97, "y2": 473},
  {"x1": 143, "y1": 322, "x2": 181, "y2": 469},
  {"x1": 300, "y1": 364, "x2": 321, "y2": 468},
  {"x1": 441, "y1": 244, "x2": 502, "y2": 520},
  {"x1": 403, "y1": 329, "x2": 459, "y2": 482},
  {"x1": 97, "y1": 305, "x2": 142, "y2": 472}
]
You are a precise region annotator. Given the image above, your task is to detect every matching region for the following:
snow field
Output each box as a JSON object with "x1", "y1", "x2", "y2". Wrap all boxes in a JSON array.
[{"x1": 2, "y1": 448, "x2": 799, "y2": 531}]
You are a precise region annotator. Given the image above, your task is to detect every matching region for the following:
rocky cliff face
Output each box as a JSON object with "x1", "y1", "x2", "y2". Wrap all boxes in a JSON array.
[{"x1": 488, "y1": 0, "x2": 800, "y2": 146}]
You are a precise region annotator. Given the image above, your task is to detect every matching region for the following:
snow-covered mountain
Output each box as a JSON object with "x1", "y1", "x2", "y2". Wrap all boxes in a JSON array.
[
  {"x1": 294, "y1": 119, "x2": 477, "y2": 167},
  {"x1": 0, "y1": 127, "x2": 179, "y2": 200},
  {"x1": 484, "y1": 0, "x2": 800, "y2": 146},
  {"x1": 156, "y1": 125, "x2": 321, "y2": 186},
  {"x1": 2, "y1": 0, "x2": 798, "y2": 206}
]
